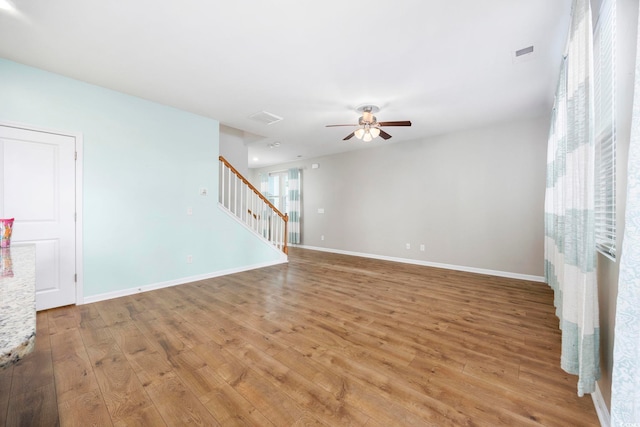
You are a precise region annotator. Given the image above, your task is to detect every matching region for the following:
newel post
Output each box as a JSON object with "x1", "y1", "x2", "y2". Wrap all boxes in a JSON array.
[{"x1": 283, "y1": 213, "x2": 289, "y2": 255}]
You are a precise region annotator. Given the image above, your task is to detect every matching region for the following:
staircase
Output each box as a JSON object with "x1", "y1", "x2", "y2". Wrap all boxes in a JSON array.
[{"x1": 218, "y1": 156, "x2": 288, "y2": 254}]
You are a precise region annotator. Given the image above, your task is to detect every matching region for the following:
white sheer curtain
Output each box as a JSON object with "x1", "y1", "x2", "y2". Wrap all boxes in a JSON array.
[
  {"x1": 610, "y1": 5, "x2": 640, "y2": 423},
  {"x1": 287, "y1": 168, "x2": 301, "y2": 244},
  {"x1": 545, "y1": 0, "x2": 600, "y2": 396}
]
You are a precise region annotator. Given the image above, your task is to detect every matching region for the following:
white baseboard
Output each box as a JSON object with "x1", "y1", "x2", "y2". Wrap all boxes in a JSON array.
[
  {"x1": 293, "y1": 245, "x2": 545, "y2": 282},
  {"x1": 81, "y1": 258, "x2": 288, "y2": 305},
  {"x1": 592, "y1": 382, "x2": 610, "y2": 427}
]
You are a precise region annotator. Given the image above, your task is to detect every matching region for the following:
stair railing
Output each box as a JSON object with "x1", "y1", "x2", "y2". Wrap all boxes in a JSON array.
[{"x1": 218, "y1": 156, "x2": 288, "y2": 254}]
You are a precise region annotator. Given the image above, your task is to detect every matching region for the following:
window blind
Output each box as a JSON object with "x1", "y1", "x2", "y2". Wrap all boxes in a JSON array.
[{"x1": 594, "y1": 0, "x2": 616, "y2": 260}]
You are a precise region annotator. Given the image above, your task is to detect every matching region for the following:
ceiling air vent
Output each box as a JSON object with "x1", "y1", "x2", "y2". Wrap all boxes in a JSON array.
[
  {"x1": 513, "y1": 45, "x2": 535, "y2": 63},
  {"x1": 249, "y1": 110, "x2": 283, "y2": 125},
  {"x1": 515, "y1": 45, "x2": 534, "y2": 57}
]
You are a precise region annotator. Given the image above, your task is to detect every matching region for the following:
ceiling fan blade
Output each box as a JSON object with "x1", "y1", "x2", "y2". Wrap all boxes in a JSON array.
[
  {"x1": 378, "y1": 121, "x2": 412, "y2": 127},
  {"x1": 379, "y1": 129, "x2": 392, "y2": 140},
  {"x1": 343, "y1": 132, "x2": 356, "y2": 140},
  {"x1": 326, "y1": 124, "x2": 358, "y2": 127}
]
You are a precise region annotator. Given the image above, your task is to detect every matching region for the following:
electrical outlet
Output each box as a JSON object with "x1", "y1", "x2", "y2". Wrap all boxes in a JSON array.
[
  {"x1": 321, "y1": 235, "x2": 325, "y2": 241},
  {"x1": 187, "y1": 255, "x2": 193, "y2": 264},
  {"x1": 199, "y1": 188, "x2": 208, "y2": 196},
  {"x1": 406, "y1": 243, "x2": 411, "y2": 250},
  {"x1": 420, "y1": 244, "x2": 425, "y2": 251},
  {"x1": 187, "y1": 207, "x2": 193, "y2": 215}
]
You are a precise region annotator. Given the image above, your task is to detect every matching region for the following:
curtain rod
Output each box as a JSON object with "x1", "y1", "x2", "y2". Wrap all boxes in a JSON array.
[{"x1": 268, "y1": 167, "x2": 304, "y2": 175}]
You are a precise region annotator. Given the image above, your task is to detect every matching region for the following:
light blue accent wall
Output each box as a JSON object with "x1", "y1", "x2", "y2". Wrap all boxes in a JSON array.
[{"x1": 0, "y1": 58, "x2": 283, "y2": 298}]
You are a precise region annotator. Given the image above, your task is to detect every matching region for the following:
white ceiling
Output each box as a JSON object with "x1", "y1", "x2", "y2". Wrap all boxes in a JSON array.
[{"x1": 0, "y1": 0, "x2": 571, "y2": 168}]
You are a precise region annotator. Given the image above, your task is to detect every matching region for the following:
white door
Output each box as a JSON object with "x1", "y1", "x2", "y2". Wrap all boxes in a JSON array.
[{"x1": 0, "y1": 125, "x2": 77, "y2": 310}]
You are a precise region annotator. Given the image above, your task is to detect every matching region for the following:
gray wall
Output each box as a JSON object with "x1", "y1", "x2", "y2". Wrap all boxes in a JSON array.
[
  {"x1": 595, "y1": 0, "x2": 638, "y2": 411},
  {"x1": 219, "y1": 125, "x2": 249, "y2": 177},
  {"x1": 250, "y1": 1, "x2": 640, "y2": 411},
  {"x1": 252, "y1": 115, "x2": 549, "y2": 277}
]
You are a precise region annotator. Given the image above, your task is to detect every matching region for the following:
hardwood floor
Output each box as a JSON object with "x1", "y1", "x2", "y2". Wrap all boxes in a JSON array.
[{"x1": 0, "y1": 247, "x2": 600, "y2": 426}]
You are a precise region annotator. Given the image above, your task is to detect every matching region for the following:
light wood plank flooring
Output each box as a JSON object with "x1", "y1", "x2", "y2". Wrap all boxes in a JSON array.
[{"x1": 1, "y1": 248, "x2": 599, "y2": 426}]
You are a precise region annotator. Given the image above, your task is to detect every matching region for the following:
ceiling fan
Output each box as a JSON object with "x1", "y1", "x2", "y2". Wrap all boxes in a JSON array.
[{"x1": 326, "y1": 105, "x2": 412, "y2": 142}]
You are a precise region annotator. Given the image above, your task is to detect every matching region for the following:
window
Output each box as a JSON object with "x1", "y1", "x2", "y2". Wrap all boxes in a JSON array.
[
  {"x1": 594, "y1": 0, "x2": 616, "y2": 260},
  {"x1": 266, "y1": 171, "x2": 289, "y2": 213}
]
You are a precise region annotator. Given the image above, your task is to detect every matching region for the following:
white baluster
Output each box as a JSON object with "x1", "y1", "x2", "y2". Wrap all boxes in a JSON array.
[
  {"x1": 220, "y1": 161, "x2": 226, "y2": 209},
  {"x1": 240, "y1": 184, "x2": 245, "y2": 223},
  {"x1": 274, "y1": 213, "x2": 278, "y2": 248},
  {"x1": 228, "y1": 167, "x2": 232, "y2": 210},
  {"x1": 252, "y1": 192, "x2": 256, "y2": 231},
  {"x1": 259, "y1": 200, "x2": 264, "y2": 236},
  {"x1": 233, "y1": 174, "x2": 238, "y2": 216}
]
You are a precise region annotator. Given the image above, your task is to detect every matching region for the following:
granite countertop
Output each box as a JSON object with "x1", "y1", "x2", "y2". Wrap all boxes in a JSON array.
[{"x1": 0, "y1": 244, "x2": 36, "y2": 368}]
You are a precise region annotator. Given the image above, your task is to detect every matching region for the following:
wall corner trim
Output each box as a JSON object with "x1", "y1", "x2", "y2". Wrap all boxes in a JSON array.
[{"x1": 592, "y1": 382, "x2": 610, "y2": 427}]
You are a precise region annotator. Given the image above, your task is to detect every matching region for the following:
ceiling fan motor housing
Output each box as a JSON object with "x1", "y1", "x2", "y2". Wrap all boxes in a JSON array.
[{"x1": 359, "y1": 113, "x2": 377, "y2": 126}]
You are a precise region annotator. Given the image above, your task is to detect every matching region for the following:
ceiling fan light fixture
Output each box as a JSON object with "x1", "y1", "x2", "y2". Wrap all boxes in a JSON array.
[{"x1": 326, "y1": 104, "x2": 411, "y2": 142}]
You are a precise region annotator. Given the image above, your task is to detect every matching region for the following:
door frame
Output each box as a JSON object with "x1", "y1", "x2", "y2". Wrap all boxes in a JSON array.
[{"x1": 1, "y1": 120, "x2": 84, "y2": 306}]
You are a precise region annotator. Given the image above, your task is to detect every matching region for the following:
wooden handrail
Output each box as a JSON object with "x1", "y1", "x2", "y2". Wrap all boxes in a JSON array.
[{"x1": 219, "y1": 156, "x2": 288, "y2": 222}]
